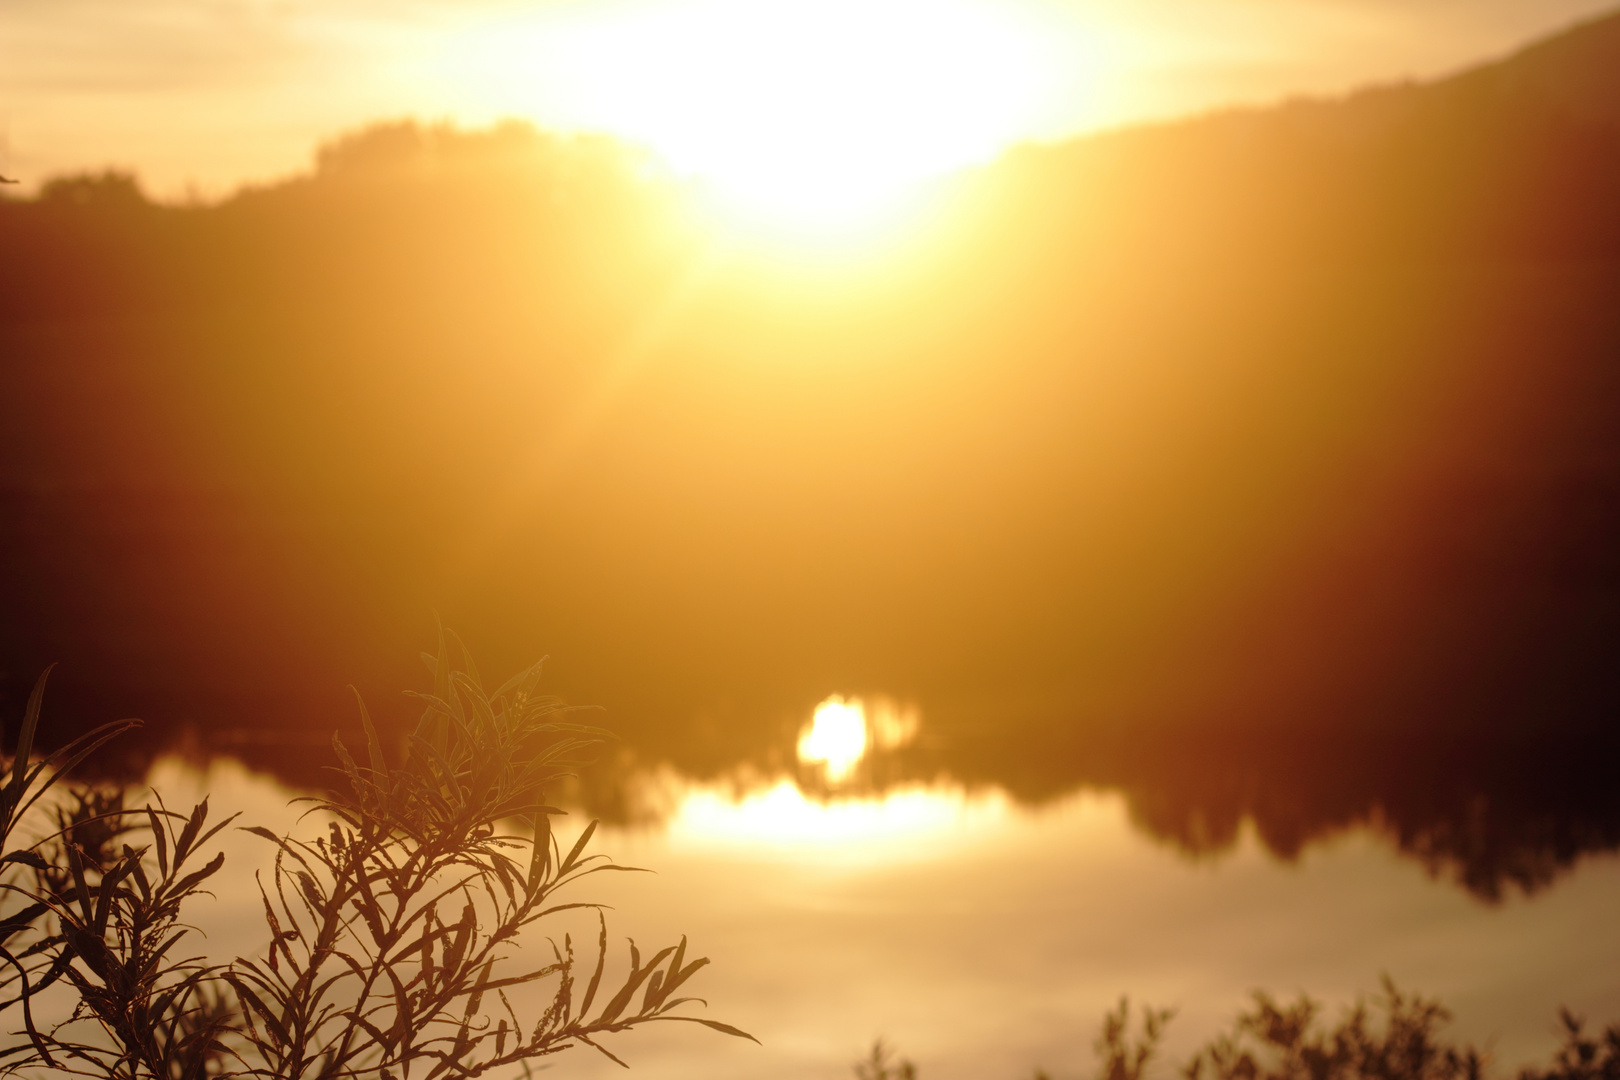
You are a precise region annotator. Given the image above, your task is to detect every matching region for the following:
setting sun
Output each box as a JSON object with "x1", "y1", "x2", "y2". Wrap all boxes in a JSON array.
[{"x1": 434, "y1": 0, "x2": 1072, "y2": 236}]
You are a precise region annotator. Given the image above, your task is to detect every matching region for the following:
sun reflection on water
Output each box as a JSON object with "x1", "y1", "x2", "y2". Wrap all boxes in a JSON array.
[
  {"x1": 633, "y1": 693, "x2": 986, "y2": 858},
  {"x1": 665, "y1": 779, "x2": 1012, "y2": 856},
  {"x1": 796, "y1": 696, "x2": 869, "y2": 781},
  {"x1": 795, "y1": 694, "x2": 921, "y2": 783}
]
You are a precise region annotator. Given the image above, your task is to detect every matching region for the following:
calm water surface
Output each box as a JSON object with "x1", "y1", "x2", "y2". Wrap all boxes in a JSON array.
[{"x1": 149, "y1": 752, "x2": 1620, "y2": 1080}]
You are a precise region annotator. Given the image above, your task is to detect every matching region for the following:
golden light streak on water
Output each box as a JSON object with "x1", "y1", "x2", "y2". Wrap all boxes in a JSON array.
[{"x1": 666, "y1": 779, "x2": 1012, "y2": 855}]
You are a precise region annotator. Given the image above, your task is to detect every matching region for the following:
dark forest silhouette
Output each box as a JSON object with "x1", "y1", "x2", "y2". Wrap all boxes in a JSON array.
[{"x1": 3, "y1": 12, "x2": 1620, "y2": 898}]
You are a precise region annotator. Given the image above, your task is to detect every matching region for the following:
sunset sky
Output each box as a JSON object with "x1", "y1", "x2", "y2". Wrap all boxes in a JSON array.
[{"x1": 2, "y1": 0, "x2": 1616, "y2": 207}]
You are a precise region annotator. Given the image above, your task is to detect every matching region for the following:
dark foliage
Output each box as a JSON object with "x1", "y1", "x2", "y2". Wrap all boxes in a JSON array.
[
  {"x1": 0, "y1": 642, "x2": 749, "y2": 1077},
  {"x1": 1518, "y1": 1011, "x2": 1620, "y2": 1080},
  {"x1": 866, "y1": 983, "x2": 1619, "y2": 1080}
]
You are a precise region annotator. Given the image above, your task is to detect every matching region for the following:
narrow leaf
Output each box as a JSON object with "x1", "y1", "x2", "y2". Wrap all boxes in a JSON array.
[{"x1": 560, "y1": 820, "x2": 598, "y2": 877}]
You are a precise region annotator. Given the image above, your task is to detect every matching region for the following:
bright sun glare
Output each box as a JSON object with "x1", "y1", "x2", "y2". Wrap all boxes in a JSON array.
[
  {"x1": 437, "y1": 0, "x2": 1070, "y2": 239},
  {"x1": 798, "y1": 696, "x2": 869, "y2": 781}
]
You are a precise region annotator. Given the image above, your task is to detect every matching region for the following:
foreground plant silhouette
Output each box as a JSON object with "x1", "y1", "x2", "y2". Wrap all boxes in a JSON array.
[
  {"x1": 1170, "y1": 983, "x2": 1617, "y2": 1080},
  {"x1": 0, "y1": 668, "x2": 138, "y2": 1069},
  {"x1": 0, "y1": 633, "x2": 752, "y2": 1077},
  {"x1": 863, "y1": 982, "x2": 1619, "y2": 1080}
]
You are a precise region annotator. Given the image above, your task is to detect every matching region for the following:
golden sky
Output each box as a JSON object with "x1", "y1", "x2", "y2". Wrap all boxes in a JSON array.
[{"x1": 1, "y1": 0, "x2": 1615, "y2": 205}]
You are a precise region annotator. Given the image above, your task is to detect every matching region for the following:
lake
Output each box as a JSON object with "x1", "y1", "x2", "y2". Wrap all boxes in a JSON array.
[{"x1": 144, "y1": 700, "x2": 1620, "y2": 1080}]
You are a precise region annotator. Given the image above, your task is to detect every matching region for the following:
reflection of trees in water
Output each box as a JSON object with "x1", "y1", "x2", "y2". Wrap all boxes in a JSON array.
[
  {"x1": 874, "y1": 701, "x2": 1620, "y2": 900},
  {"x1": 603, "y1": 710, "x2": 1620, "y2": 902},
  {"x1": 53, "y1": 700, "x2": 1620, "y2": 903},
  {"x1": 1110, "y1": 744, "x2": 1620, "y2": 901}
]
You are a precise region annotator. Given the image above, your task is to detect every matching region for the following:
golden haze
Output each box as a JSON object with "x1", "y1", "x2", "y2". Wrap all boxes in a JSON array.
[{"x1": 1, "y1": 8, "x2": 1619, "y2": 893}]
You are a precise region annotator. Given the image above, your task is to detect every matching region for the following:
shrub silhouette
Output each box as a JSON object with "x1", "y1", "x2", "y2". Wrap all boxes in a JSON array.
[
  {"x1": 0, "y1": 666, "x2": 137, "y2": 1068},
  {"x1": 0, "y1": 632, "x2": 752, "y2": 1076},
  {"x1": 1177, "y1": 982, "x2": 1484, "y2": 1080},
  {"x1": 863, "y1": 983, "x2": 1619, "y2": 1080},
  {"x1": 857, "y1": 1039, "x2": 918, "y2": 1080},
  {"x1": 1517, "y1": 1011, "x2": 1620, "y2": 1080}
]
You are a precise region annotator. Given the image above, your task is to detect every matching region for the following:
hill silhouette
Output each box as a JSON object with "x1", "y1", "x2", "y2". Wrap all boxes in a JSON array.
[
  {"x1": 3, "y1": 12, "x2": 1620, "y2": 897},
  {"x1": 981, "y1": 6, "x2": 1620, "y2": 261}
]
